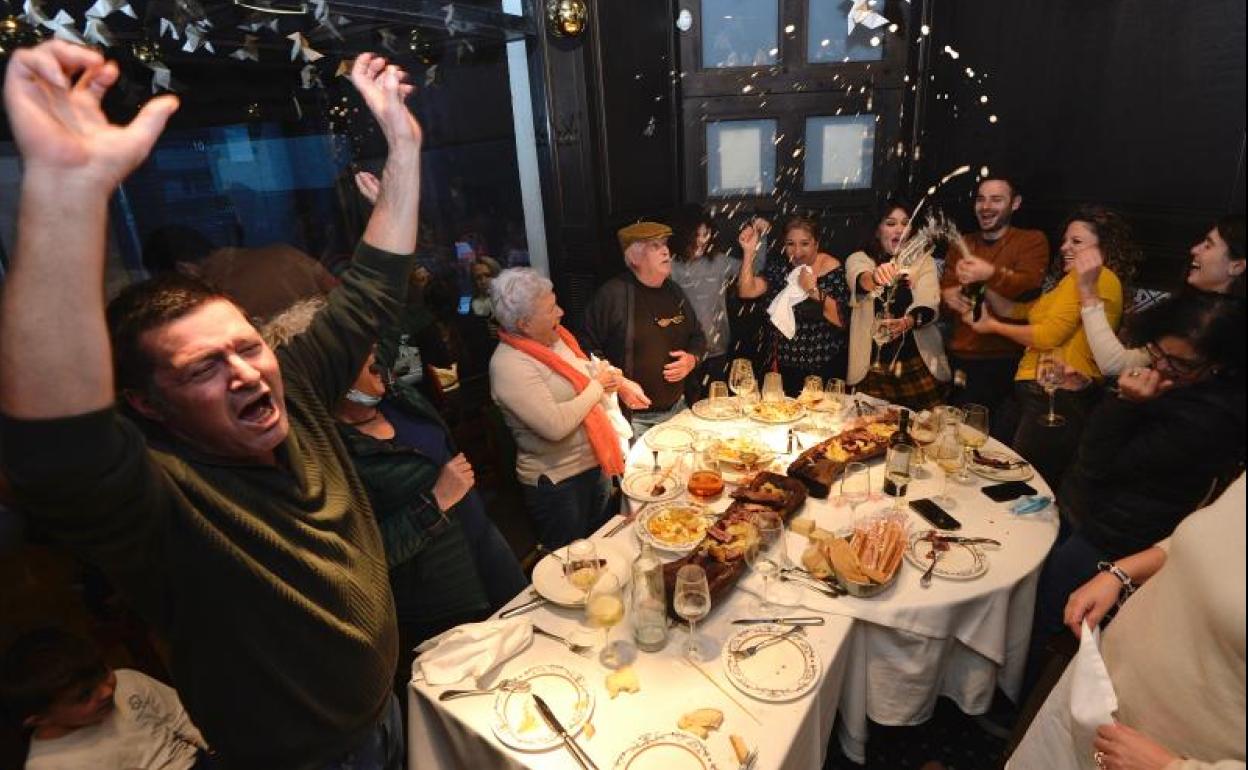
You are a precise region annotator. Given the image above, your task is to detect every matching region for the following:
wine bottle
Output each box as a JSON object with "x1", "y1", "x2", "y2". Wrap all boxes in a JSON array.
[
  {"x1": 884, "y1": 412, "x2": 915, "y2": 497},
  {"x1": 964, "y1": 281, "x2": 988, "y2": 321}
]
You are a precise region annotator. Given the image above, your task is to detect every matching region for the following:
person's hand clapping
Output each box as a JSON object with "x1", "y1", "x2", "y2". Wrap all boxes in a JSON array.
[
  {"x1": 593, "y1": 364, "x2": 621, "y2": 393},
  {"x1": 618, "y1": 378, "x2": 652, "y2": 410},
  {"x1": 1093, "y1": 722, "x2": 1178, "y2": 770},
  {"x1": 1118, "y1": 367, "x2": 1172, "y2": 403},
  {"x1": 350, "y1": 53, "x2": 421, "y2": 150},
  {"x1": 432, "y1": 453, "x2": 475, "y2": 511},
  {"x1": 955, "y1": 254, "x2": 996, "y2": 284},
  {"x1": 3, "y1": 41, "x2": 178, "y2": 191},
  {"x1": 663, "y1": 351, "x2": 697, "y2": 383}
]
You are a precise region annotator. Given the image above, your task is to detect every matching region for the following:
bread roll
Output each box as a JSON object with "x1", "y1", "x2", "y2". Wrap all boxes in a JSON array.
[{"x1": 678, "y1": 708, "x2": 724, "y2": 739}]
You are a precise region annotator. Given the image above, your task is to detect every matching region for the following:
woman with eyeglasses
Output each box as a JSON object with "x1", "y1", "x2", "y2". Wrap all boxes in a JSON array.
[
  {"x1": 1075, "y1": 215, "x2": 1245, "y2": 376},
  {"x1": 1022, "y1": 290, "x2": 1245, "y2": 699}
]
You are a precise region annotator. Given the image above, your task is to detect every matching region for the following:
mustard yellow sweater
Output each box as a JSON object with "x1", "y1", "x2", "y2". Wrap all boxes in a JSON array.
[{"x1": 1013, "y1": 270, "x2": 1122, "y2": 382}]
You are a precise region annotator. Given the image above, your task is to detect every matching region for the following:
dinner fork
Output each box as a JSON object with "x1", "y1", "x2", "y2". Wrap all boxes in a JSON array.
[
  {"x1": 919, "y1": 550, "x2": 942, "y2": 588},
  {"x1": 731, "y1": 625, "x2": 804, "y2": 659},
  {"x1": 739, "y1": 747, "x2": 759, "y2": 770},
  {"x1": 533, "y1": 625, "x2": 594, "y2": 657},
  {"x1": 438, "y1": 678, "x2": 530, "y2": 702}
]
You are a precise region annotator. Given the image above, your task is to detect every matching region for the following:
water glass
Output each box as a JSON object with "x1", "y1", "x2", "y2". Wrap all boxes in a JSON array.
[
  {"x1": 761, "y1": 371, "x2": 785, "y2": 402},
  {"x1": 674, "y1": 564, "x2": 712, "y2": 661}
]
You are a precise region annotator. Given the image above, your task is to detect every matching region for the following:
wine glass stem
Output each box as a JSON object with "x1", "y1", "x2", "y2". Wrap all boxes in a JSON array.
[
  {"x1": 687, "y1": 619, "x2": 697, "y2": 657},
  {"x1": 1047, "y1": 391, "x2": 1057, "y2": 422}
]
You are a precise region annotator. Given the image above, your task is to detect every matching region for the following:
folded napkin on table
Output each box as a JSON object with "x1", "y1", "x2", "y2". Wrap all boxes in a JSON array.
[
  {"x1": 412, "y1": 617, "x2": 534, "y2": 686},
  {"x1": 767, "y1": 265, "x2": 813, "y2": 339}
]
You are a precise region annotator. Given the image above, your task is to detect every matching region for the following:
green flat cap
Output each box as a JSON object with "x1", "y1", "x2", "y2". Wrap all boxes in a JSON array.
[{"x1": 617, "y1": 221, "x2": 672, "y2": 252}]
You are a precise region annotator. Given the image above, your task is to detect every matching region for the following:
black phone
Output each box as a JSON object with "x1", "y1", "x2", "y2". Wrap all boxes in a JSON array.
[
  {"x1": 909, "y1": 498, "x2": 963, "y2": 530},
  {"x1": 981, "y1": 481, "x2": 1038, "y2": 502}
]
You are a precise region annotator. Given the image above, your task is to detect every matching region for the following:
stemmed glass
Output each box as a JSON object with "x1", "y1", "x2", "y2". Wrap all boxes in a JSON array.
[
  {"x1": 870, "y1": 311, "x2": 894, "y2": 374},
  {"x1": 884, "y1": 444, "x2": 915, "y2": 512},
  {"x1": 823, "y1": 378, "x2": 847, "y2": 412},
  {"x1": 585, "y1": 572, "x2": 631, "y2": 668},
  {"x1": 673, "y1": 564, "x2": 712, "y2": 660},
  {"x1": 931, "y1": 426, "x2": 963, "y2": 506},
  {"x1": 564, "y1": 539, "x2": 601, "y2": 594},
  {"x1": 840, "y1": 462, "x2": 871, "y2": 515},
  {"x1": 1036, "y1": 351, "x2": 1067, "y2": 427},
  {"x1": 729, "y1": 359, "x2": 758, "y2": 407},
  {"x1": 908, "y1": 410, "x2": 940, "y2": 479},
  {"x1": 743, "y1": 515, "x2": 783, "y2": 612},
  {"x1": 957, "y1": 404, "x2": 990, "y2": 482}
]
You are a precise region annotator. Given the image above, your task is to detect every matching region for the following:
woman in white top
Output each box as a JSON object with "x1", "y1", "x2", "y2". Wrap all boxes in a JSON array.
[
  {"x1": 1077, "y1": 216, "x2": 1244, "y2": 375},
  {"x1": 846, "y1": 199, "x2": 950, "y2": 410}
]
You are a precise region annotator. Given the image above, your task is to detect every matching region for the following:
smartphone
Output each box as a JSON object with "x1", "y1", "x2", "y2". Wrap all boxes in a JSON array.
[
  {"x1": 909, "y1": 498, "x2": 962, "y2": 530},
  {"x1": 981, "y1": 481, "x2": 1038, "y2": 502}
]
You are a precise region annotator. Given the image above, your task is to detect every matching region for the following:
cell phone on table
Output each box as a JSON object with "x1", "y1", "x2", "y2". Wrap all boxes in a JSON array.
[
  {"x1": 909, "y1": 498, "x2": 962, "y2": 530},
  {"x1": 981, "y1": 481, "x2": 1038, "y2": 502}
]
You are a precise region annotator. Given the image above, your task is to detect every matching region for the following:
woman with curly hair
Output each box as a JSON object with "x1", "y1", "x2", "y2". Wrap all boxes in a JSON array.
[{"x1": 964, "y1": 205, "x2": 1141, "y2": 488}]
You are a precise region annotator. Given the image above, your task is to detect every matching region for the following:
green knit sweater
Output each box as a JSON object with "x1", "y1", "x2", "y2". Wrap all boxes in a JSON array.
[{"x1": 0, "y1": 243, "x2": 414, "y2": 769}]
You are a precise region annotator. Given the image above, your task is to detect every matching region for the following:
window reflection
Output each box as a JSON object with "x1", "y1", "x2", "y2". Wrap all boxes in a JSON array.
[
  {"x1": 707, "y1": 119, "x2": 777, "y2": 196},
  {"x1": 808, "y1": 0, "x2": 886, "y2": 64},
  {"x1": 701, "y1": 0, "x2": 779, "y2": 68},
  {"x1": 803, "y1": 115, "x2": 875, "y2": 191}
]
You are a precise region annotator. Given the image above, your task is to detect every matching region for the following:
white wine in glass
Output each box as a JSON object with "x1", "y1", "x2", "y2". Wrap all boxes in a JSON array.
[
  {"x1": 909, "y1": 410, "x2": 940, "y2": 479},
  {"x1": 1036, "y1": 352, "x2": 1066, "y2": 427},
  {"x1": 585, "y1": 572, "x2": 631, "y2": 668},
  {"x1": 957, "y1": 404, "x2": 989, "y2": 483},
  {"x1": 932, "y1": 427, "x2": 964, "y2": 504},
  {"x1": 729, "y1": 358, "x2": 758, "y2": 407}
]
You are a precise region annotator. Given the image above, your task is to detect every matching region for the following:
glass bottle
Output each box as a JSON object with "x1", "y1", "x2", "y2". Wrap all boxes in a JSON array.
[{"x1": 630, "y1": 542, "x2": 669, "y2": 652}]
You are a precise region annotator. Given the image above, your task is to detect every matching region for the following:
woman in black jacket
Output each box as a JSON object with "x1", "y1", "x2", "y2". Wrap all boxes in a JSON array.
[{"x1": 1024, "y1": 291, "x2": 1245, "y2": 697}]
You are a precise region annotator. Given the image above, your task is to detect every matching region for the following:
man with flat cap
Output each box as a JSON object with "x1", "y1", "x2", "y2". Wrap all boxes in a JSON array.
[{"x1": 582, "y1": 222, "x2": 707, "y2": 438}]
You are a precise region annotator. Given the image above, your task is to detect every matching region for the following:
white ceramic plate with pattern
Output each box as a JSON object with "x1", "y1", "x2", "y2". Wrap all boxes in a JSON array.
[
  {"x1": 643, "y1": 424, "x2": 696, "y2": 452},
  {"x1": 613, "y1": 731, "x2": 719, "y2": 770},
  {"x1": 635, "y1": 503, "x2": 712, "y2": 554},
  {"x1": 967, "y1": 450, "x2": 1035, "y2": 482},
  {"x1": 722, "y1": 624, "x2": 821, "y2": 702},
  {"x1": 622, "y1": 470, "x2": 684, "y2": 503},
  {"x1": 531, "y1": 539, "x2": 633, "y2": 607},
  {"x1": 904, "y1": 531, "x2": 988, "y2": 580},
  {"x1": 491, "y1": 664, "x2": 593, "y2": 751},
  {"x1": 691, "y1": 397, "x2": 742, "y2": 421}
]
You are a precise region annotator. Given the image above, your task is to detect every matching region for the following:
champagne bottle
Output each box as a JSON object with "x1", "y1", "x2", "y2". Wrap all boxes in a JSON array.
[
  {"x1": 883, "y1": 411, "x2": 915, "y2": 496},
  {"x1": 964, "y1": 281, "x2": 988, "y2": 321}
]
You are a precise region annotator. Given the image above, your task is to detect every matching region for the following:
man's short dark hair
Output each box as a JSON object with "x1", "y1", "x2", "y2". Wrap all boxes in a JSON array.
[
  {"x1": 0, "y1": 628, "x2": 108, "y2": 725},
  {"x1": 978, "y1": 174, "x2": 1020, "y2": 198},
  {"x1": 106, "y1": 273, "x2": 238, "y2": 393}
]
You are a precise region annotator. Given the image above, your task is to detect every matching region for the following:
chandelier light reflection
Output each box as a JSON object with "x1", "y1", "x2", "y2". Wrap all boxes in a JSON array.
[{"x1": 547, "y1": 0, "x2": 588, "y2": 38}]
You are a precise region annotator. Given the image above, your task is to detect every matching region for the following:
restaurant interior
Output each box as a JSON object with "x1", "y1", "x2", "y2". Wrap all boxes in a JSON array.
[{"x1": 0, "y1": 0, "x2": 1244, "y2": 769}]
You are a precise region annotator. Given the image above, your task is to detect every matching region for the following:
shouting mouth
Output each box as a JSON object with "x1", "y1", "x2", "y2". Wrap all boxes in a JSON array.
[{"x1": 238, "y1": 391, "x2": 280, "y2": 428}]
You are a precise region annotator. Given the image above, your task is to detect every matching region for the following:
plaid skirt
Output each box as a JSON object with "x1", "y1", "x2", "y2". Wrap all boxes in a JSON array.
[{"x1": 856, "y1": 352, "x2": 946, "y2": 411}]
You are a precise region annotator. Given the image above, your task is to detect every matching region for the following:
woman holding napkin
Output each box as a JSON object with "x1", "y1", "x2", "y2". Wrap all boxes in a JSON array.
[
  {"x1": 845, "y1": 199, "x2": 949, "y2": 410},
  {"x1": 738, "y1": 215, "x2": 850, "y2": 394},
  {"x1": 490, "y1": 268, "x2": 641, "y2": 550}
]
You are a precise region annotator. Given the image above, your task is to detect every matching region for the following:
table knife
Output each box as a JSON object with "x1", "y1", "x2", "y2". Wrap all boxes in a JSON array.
[
  {"x1": 930, "y1": 535, "x2": 1002, "y2": 547},
  {"x1": 732, "y1": 616, "x2": 825, "y2": 626},
  {"x1": 498, "y1": 593, "x2": 546, "y2": 619},
  {"x1": 532, "y1": 694, "x2": 599, "y2": 770}
]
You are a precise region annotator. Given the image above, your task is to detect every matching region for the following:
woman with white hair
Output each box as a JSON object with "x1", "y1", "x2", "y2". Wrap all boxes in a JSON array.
[{"x1": 489, "y1": 268, "x2": 638, "y2": 549}]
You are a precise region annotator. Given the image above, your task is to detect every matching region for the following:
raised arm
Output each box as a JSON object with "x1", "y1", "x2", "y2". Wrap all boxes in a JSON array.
[
  {"x1": 736, "y1": 224, "x2": 769, "y2": 299},
  {"x1": 0, "y1": 41, "x2": 178, "y2": 419}
]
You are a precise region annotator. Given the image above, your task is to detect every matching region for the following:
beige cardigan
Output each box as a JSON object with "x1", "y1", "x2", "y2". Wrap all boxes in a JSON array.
[
  {"x1": 489, "y1": 339, "x2": 605, "y2": 486},
  {"x1": 845, "y1": 250, "x2": 950, "y2": 386}
]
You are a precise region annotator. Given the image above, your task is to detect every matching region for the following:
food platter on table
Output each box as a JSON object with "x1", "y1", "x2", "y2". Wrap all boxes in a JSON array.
[
  {"x1": 691, "y1": 397, "x2": 742, "y2": 421},
  {"x1": 786, "y1": 409, "x2": 900, "y2": 497},
  {"x1": 531, "y1": 538, "x2": 633, "y2": 606},
  {"x1": 613, "y1": 730, "x2": 719, "y2": 770},
  {"x1": 746, "y1": 398, "x2": 806, "y2": 424},
  {"x1": 968, "y1": 449, "x2": 1035, "y2": 482},
  {"x1": 708, "y1": 435, "x2": 778, "y2": 470},
  {"x1": 722, "y1": 624, "x2": 821, "y2": 702},
  {"x1": 621, "y1": 469, "x2": 684, "y2": 503},
  {"x1": 490, "y1": 664, "x2": 593, "y2": 751},
  {"x1": 903, "y1": 530, "x2": 988, "y2": 580},
  {"x1": 637, "y1": 503, "x2": 713, "y2": 554}
]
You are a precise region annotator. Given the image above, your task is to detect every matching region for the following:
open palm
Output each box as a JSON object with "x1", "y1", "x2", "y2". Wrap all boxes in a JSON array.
[
  {"x1": 3, "y1": 41, "x2": 178, "y2": 189},
  {"x1": 350, "y1": 53, "x2": 421, "y2": 149}
]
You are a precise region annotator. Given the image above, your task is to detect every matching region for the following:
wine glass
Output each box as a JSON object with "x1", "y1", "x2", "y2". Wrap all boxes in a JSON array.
[
  {"x1": 799, "y1": 375, "x2": 823, "y2": 406},
  {"x1": 823, "y1": 377, "x2": 847, "y2": 413},
  {"x1": 743, "y1": 515, "x2": 783, "y2": 612},
  {"x1": 884, "y1": 444, "x2": 915, "y2": 512},
  {"x1": 761, "y1": 371, "x2": 785, "y2": 403},
  {"x1": 931, "y1": 426, "x2": 964, "y2": 505},
  {"x1": 908, "y1": 410, "x2": 940, "y2": 479},
  {"x1": 729, "y1": 359, "x2": 758, "y2": 407},
  {"x1": 1036, "y1": 351, "x2": 1067, "y2": 427},
  {"x1": 957, "y1": 404, "x2": 990, "y2": 482},
  {"x1": 870, "y1": 311, "x2": 893, "y2": 374},
  {"x1": 673, "y1": 564, "x2": 712, "y2": 660},
  {"x1": 840, "y1": 462, "x2": 871, "y2": 515},
  {"x1": 564, "y1": 539, "x2": 601, "y2": 595},
  {"x1": 686, "y1": 431, "x2": 724, "y2": 501},
  {"x1": 585, "y1": 572, "x2": 631, "y2": 668}
]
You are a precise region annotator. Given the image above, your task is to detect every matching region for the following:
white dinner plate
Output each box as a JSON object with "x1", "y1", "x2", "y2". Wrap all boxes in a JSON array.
[
  {"x1": 614, "y1": 731, "x2": 719, "y2": 770},
  {"x1": 967, "y1": 450, "x2": 1035, "y2": 482},
  {"x1": 635, "y1": 503, "x2": 712, "y2": 554},
  {"x1": 691, "y1": 397, "x2": 742, "y2": 421},
  {"x1": 622, "y1": 470, "x2": 684, "y2": 503},
  {"x1": 746, "y1": 398, "x2": 807, "y2": 424},
  {"x1": 643, "y1": 424, "x2": 696, "y2": 451},
  {"x1": 491, "y1": 664, "x2": 593, "y2": 752},
  {"x1": 722, "y1": 624, "x2": 821, "y2": 702},
  {"x1": 904, "y1": 531, "x2": 988, "y2": 580},
  {"x1": 531, "y1": 539, "x2": 633, "y2": 607}
]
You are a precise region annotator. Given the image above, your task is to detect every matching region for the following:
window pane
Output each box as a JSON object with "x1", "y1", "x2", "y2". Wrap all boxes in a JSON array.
[
  {"x1": 701, "y1": 0, "x2": 778, "y2": 68},
  {"x1": 803, "y1": 115, "x2": 876, "y2": 191},
  {"x1": 808, "y1": 0, "x2": 886, "y2": 63},
  {"x1": 707, "y1": 119, "x2": 777, "y2": 196}
]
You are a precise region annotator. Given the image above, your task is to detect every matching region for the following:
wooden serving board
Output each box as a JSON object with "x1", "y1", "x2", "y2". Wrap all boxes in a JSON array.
[{"x1": 786, "y1": 413, "x2": 900, "y2": 498}]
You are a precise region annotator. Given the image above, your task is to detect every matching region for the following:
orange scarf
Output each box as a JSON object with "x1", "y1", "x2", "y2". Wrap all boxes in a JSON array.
[{"x1": 498, "y1": 326, "x2": 625, "y2": 477}]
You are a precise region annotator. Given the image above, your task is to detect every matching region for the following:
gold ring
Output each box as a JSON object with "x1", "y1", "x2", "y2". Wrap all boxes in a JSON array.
[{"x1": 1094, "y1": 750, "x2": 1107, "y2": 769}]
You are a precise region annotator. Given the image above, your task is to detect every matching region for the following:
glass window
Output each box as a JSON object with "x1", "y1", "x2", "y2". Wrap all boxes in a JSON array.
[
  {"x1": 803, "y1": 115, "x2": 876, "y2": 191},
  {"x1": 707, "y1": 119, "x2": 777, "y2": 196},
  {"x1": 701, "y1": 0, "x2": 778, "y2": 68},
  {"x1": 807, "y1": 0, "x2": 886, "y2": 64}
]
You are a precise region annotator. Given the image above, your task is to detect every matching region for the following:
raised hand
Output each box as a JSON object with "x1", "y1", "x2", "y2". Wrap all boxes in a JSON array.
[
  {"x1": 738, "y1": 223, "x2": 761, "y2": 256},
  {"x1": 3, "y1": 40, "x2": 178, "y2": 190},
  {"x1": 354, "y1": 171, "x2": 381, "y2": 205},
  {"x1": 350, "y1": 53, "x2": 421, "y2": 150},
  {"x1": 1073, "y1": 247, "x2": 1105, "y2": 301}
]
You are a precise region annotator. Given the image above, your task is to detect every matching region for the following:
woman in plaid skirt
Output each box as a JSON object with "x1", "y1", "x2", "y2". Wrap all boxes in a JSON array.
[{"x1": 846, "y1": 200, "x2": 950, "y2": 411}]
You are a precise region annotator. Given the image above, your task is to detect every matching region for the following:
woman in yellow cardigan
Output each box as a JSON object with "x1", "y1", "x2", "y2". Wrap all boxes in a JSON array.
[{"x1": 963, "y1": 206, "x2": 1141, "y2": 487}]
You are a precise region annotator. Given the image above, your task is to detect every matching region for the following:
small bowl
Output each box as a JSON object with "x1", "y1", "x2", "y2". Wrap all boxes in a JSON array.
[{"x1": 833, "y1": 530, "x2": 902, "y2": 598}]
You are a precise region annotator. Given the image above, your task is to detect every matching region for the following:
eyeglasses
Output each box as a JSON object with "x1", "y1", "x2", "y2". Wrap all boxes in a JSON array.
[
  {"x1": 654, "y1": 312, "x2": 686, "y2": 328},
  {"x1": 1144, "y1": 342, "x2": 1207, "y2": 376}
]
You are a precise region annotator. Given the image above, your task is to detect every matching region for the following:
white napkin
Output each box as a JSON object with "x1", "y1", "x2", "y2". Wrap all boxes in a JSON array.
[
  {"x1": 589, "y1": 354, "x2": 633, "y2": 451},
  {"x1": 1070, "y1": 620, "x2": 1118, "y2": 766},
  {"x1": 767, "y1": 265, "x2": 813, "y2": 339},
  {"x1": 412, "y1": 618, "x2": 534, "y2": 686}
]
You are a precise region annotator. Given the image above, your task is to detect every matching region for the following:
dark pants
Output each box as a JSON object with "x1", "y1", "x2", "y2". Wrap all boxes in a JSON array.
[
  {"x1": 1009, "y1": 381, "x2": 1103, "y2": 491},
  {"x1": 314, "y1": 693, "x2": 404, "y2": 770},
  {"x1": 1022, "y1": 520, "x2": 1108, "y2": 701},
  {"x1": 456, "y1": 490, "x2": 528, "y2": 609},
  {"x1": 949, "y1": 354, "x2": 1021, "y2": 441},
  {"x1": 522, "y1": 467, "x2": 612, "y2": 551}
]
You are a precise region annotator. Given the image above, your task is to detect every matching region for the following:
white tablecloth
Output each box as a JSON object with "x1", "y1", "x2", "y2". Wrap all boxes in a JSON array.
[{"x1": 408, "y1": 405, "x2": 1058, "y2": 767}]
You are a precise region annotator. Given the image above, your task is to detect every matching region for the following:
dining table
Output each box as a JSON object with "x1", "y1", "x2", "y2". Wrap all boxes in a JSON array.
[{"x1": 407, "y1": 396, "x2": 1059, "y2": 768}]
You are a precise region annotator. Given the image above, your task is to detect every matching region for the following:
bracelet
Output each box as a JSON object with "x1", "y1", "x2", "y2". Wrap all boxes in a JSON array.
[{"x1": 1097, "y1": 561, "x2": 1137, "y2": 601}]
